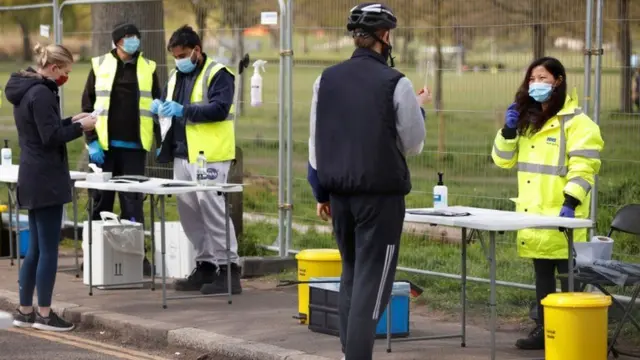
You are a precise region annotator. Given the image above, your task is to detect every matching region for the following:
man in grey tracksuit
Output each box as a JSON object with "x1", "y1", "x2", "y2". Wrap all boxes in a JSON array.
[{"x1": 307, "y1": 4, "x2": 428, "y2": 359}]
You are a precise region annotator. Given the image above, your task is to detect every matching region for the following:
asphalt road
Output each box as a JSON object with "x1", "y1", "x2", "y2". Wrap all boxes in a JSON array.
[{"x1": 0, "y1": 327, "x2": 219, "y2": 360}]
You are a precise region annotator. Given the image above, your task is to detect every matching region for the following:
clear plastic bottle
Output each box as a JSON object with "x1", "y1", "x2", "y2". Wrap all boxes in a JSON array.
[
  {"x1": 1, "y1": 139, "x2": 11, "y2": 167},
  {"x1": 196, "y1": 151, "x2": 207, "y2": 185}
]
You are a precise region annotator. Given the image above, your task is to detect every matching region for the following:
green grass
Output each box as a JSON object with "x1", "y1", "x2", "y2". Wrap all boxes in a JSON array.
[{"x1": 2, "y1": 45, "x2": 640, "y2": 332}]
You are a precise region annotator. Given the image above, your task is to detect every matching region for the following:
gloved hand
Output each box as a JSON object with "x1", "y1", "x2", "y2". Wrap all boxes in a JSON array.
[
  {"x1": 559, "y1": 206, "x2": 575, "y2": 218},
  {"x1": 87, "y1": 141, "x2": 105, "y2": 165},
  {"x1": 160, "y1": 101, "x2": 184, "y2": 118},
  {"x1": 505, "y1": 103, "x2": 519, "y2": 129},
  {"x1": 155, "y1": 148, "x2": 161, "y2": 157},
  {"x1": 150, "y1": 99, "x2": 164, "y2": 115}
]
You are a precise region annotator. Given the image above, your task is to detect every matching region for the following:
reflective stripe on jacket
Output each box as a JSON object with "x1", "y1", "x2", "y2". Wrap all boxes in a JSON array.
[
  {"x1": 165, "y1": 58, "x2": 235, "y2": 163},
  {"x1": 91, "y1": 53, "x2": 156, "y2": 151},
  {"x1": 491, "y1": 93, "x2": 604, "y2": 259}
]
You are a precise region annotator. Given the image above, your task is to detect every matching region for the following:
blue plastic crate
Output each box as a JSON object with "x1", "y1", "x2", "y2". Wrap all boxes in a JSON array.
[{"x1": 308, "y1": 277, "x2": 410, "y2": 338}]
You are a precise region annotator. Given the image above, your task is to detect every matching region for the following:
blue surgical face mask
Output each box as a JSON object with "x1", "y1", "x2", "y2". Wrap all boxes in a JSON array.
[
  {"x1": 175, "y1": 50, "x2": 196, "y2": 73},
  {"x1": 122, "y1": 37, "x2": 140, "y2": 55},
  {"x1": 528, "y1": 82, "x2": 554, "y2": 103}
]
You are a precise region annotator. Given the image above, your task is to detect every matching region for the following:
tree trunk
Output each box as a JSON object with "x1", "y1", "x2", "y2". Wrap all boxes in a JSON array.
[
  {"x1": 91, "y1": 1, "x2": 167, "y2": 176},
  {"x1": 91, "y1": 1, "x2": 167, "y2": 84},
  {"x1": 17, "y1": 20, "x2": 31, "y2": 62},
  {"x1": 532, "y1": 1, "x2": 546, "y2": 60},
  {"x1": 233, "y1": 28, "x2": 246, "y2": 115},
  {"x1": 194, "y1": 7, "x2": 208, "y2": 42},
  {"x1": 618, "y1": 0, "x2": 632, "y2": 113}
]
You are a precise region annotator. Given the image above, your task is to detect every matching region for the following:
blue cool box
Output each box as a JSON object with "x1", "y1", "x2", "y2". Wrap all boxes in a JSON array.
[
  {"x1": 307, "y1": 277, "x2": 410, "y2": 338},
  {"x1": 2, "y1": 213, "x2": 30, "y2": 257}
]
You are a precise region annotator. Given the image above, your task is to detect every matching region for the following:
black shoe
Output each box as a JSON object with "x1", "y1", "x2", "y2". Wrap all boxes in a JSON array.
[
  {"x1": 33, "y1": 311, "x2": 74, "y2": 332},
  {"x1": 12, "y1": 309, "x2": 35, "y2": 328},
  {"x1": 515, "y1": 325, "x2": 544, "y2": 350},
  {"x1": 200, "y1": 263, "x2": 243, "y2": 295},
  {"x1": 143, "y1": 257, "x2": 153, "y2": 277},
  {"x1": 174, "y1": 262, "x2": 216, "y2": 291}
]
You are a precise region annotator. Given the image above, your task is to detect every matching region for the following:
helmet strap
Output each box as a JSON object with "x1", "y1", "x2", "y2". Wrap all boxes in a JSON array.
[{"x1": 369, "y1": 31, "x2": 395, "y2": 68}]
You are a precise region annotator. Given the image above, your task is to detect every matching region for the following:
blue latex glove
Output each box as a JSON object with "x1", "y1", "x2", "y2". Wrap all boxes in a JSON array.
[
  {"x1": 160, "y1": 101, "x2": 184, "y2": 118},
  {"x1": 505, "y1": 103, "x2": 519, "y2": 129},
  {"x1": 150, "y1": 99, "x2": 163, "y2": 115},
  {"x1": 87, "y1": 141, "x2": 105, "y2": 165},
  {"x1": 559, "y1": 206, "x2": 575, "y2": 218},
  {"x1": 155, "y1": 148, "x2": 161, "y2": 157}
]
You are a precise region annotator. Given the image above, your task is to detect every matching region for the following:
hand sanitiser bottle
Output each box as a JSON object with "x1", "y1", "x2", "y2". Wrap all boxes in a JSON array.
[
  {"x1": 433, "y1": 172, "x2": 448, "y2": 209},
  {"x1": 1, "y1": 139, "x2": 11, "y2": 167}
]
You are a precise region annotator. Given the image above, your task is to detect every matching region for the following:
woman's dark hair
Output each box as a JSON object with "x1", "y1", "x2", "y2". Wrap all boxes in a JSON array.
[
  {"x1": 514, "y1": 57, "x2": 567, "y2": 135},
  {"x1": 167, "y1": 25, "x2": 202, "y2": 51}
]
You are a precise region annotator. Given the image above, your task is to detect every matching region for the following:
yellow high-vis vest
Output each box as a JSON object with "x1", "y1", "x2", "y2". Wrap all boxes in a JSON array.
[
  {"x1": 91, "y1": 53, "x2": 156, "y2": 151},
  {"x1": 165, "y1": 58, "x2": 235, "y2": 163},
  {"x1": 491, "y1": 90, "x2": 604, "y2": 259}
]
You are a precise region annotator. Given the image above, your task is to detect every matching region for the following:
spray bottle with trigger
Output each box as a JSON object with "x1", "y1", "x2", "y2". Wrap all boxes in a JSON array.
[
  {"x1": 250, "y1": 60, "x2": 267, "y2": 107},
  {"x1": 433, "y1": 172, "x2": 448, "y2": 209}
]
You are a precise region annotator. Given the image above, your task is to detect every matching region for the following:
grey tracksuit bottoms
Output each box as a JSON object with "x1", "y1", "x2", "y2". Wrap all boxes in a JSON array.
[
  {"x1": 173, "y1": 158, "x2": 239, "y2": 266},
  {"x1": 330, "y1": 193, "x2": 405, "y2": 360}
]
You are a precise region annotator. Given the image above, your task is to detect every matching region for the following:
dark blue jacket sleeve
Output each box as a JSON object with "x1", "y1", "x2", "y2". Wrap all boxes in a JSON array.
[
  {"x1": 307, "y1": 162, "x2": 330, "y2": 203},
  {"x1": 182, "y1": 68, "x2": 235, "y2": 123}
]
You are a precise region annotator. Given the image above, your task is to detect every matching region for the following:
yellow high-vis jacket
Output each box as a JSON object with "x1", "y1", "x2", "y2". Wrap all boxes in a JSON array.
[{"x1": 492, "y1": 92, "x2": 604, "y2": 259}]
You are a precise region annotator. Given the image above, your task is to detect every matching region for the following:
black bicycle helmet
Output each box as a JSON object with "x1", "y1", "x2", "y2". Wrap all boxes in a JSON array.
[{"x1": 347, "y1": 3, "x2": 397, "y2": 32}]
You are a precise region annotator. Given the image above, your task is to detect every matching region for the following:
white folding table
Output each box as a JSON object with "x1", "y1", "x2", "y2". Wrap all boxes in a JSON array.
[
  {"x1": 74, "y1": 178, "x2": 243, "y2": 309},
  {"x1": 0, "y1": 165, "x2": 86, "y2": 275},
  {"x1": 386, "y1": 206, "x2": 592, "y2": 360}
]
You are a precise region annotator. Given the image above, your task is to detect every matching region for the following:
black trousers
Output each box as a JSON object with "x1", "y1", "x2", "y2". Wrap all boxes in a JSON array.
[
  {"x1": 90, "y1": 147, "x2": 146, "y2": 223},
  {"x1": 331, "y1": 194, "x2": 405, "y2": 360},
  {"x1": 533, "y1": 258, "x2": 579, "y2": 326}
]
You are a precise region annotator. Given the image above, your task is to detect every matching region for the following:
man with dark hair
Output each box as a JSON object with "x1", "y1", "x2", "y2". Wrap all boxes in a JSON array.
[
  {"x1": 82, "y1": 22, "x2": 162, "y2": 276},
  {"x1": 151, "y1": 25, "x2": 241, "y2": 295},
  {"x1": 307, "y1": 3, "x2": 429, "y2": 359}
]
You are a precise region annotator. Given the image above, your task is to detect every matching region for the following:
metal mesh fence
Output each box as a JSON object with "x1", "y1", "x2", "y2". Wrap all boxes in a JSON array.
[{"x1": 0, "y1": 0, "x2": 639, "y2": 298}]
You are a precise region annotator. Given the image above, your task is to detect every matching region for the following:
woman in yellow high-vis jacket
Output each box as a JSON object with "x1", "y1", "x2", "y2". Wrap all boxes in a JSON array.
[{"x1": 492, "y1": 57, "x2": 604, "y2": 351}]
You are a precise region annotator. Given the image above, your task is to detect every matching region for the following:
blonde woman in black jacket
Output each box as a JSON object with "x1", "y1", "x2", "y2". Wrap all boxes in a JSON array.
[{"x1": 4, "y1": 43, "x2": 96, "y2": 332}]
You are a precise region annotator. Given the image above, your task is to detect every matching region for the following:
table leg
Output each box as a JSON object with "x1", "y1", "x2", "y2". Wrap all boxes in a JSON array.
[
  {"x1": 72, "y1": 185, "x2": 79, "y2": 278},
  {"x1": 461, "y1": 227, "x2": 467, "y2": 348},
  {"x1": 386, "y1": 300, "x2": 392, "y2": 353},
  {"x1": 224, "y1": 192, "x2": 232, "y2": 305},
  {"x1": 7, "y1": 187, "x2": 13, "y2": 266},
  {"x1": 14, "y1": 186, "x2": 20, "y2": 270},
  {"x1": 567, "y1": 229, "x2": 574, "y2": 292},
  {"x1": 150, "y1": 195, "x2": 156, "y2": 291},
  {"x1": 160, "y1": 195, "x2": 167, "y2": 309},
  {"x1": 88, "y1": 192, "x2": 94, "y2": 296},
  {"x1": 489, "y1": 231, "x2": 497, "y2": 360}
]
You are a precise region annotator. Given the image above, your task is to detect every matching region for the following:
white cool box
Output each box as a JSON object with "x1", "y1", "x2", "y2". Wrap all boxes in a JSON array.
[
  {"x1": 152, "y1": 221, "x2": 196, "y2": 279},
  {"x1": 82, "y1": 212, "x2": 145, "y2": 289},
  {"x1": 82, "y1": 215, "x2": 196, "y2": 288}
]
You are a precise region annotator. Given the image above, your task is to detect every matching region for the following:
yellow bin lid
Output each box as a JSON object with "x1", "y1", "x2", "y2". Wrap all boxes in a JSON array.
[
  {"x1": 541, "y1": 292, "x2": 612, "y2": 308},
  {"x1": 295, "y1": 249, "x2": 341, "y2": 261}
]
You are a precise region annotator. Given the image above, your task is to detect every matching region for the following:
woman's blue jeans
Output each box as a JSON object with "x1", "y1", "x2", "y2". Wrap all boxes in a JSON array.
[{"x1": 18, "y1": 205, "x2": 63, "y2": 307}]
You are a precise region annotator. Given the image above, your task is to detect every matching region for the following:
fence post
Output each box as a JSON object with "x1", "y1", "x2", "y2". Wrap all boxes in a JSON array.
[
  {"x1": 589, "y1": 0, "x2": 604, "y2": 239},
  {"x1": 277, "y1": 0, "x2": 287, "y2": 257},
  {"x1": 284, "y1": 0, "x2": 294, "y2": 255}
]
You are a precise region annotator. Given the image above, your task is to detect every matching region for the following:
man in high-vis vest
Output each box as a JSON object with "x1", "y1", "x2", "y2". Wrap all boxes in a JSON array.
[
  {"x1": 81, "y1": 23, "x2": 162, "y2": 275},
  {"x1": 151, "y1": 25, "x2": 241, "y2": 295}
]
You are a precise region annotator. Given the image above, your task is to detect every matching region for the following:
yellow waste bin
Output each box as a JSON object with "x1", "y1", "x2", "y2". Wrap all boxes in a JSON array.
[
  {"x1": 542, "y1": 292, "x2": 612, "y2": 360},
  {"x1": 295, "y1": 249, "x2": 342, "y2": 324}
]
